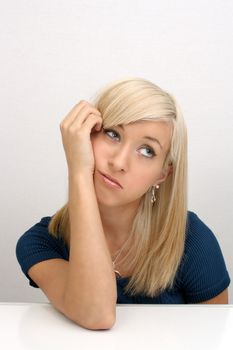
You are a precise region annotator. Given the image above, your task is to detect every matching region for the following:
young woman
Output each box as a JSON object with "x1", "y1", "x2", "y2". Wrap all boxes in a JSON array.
[{"x1": 16, "y1": 77, "x2": 230, "y2": 330}]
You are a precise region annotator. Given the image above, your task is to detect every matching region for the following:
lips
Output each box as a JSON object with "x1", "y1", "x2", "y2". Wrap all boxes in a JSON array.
[{"x1": 99, "y1": 171, "x2": 123, "y2": 188}]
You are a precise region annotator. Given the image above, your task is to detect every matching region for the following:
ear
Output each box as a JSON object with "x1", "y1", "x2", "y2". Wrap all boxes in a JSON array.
[{"x1": 154, "y1": 164, "x2": 173, "y2": 186}]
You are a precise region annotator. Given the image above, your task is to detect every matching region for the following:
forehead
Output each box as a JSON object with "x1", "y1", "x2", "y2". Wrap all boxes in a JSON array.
[{"x1": 118, "y1": 120, "x2": 172, "y2": 152}]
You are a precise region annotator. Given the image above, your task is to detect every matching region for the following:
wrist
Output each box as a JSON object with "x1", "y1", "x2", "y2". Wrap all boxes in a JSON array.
[{"x1": 68, "y1": 172, "x2": 94, "y2": 185}]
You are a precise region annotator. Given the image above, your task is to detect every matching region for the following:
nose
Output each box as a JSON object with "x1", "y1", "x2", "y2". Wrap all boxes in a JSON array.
[{"x1": 108, "y1": 145, "x2": 131, "y2": 172}]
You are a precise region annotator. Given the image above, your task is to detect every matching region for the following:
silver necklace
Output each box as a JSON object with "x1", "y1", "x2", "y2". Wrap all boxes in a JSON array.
[{"x1": 112, "y1": 234, "x2": 131, "y2": 277}]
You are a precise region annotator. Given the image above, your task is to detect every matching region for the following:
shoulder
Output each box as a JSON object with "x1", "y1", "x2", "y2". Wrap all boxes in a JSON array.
[
  {"x1": 16, "y1": 216, "x2": 68, "y2": 287},
  {"x1": 16, "y1": 216, "x2": 63, "y2": 253},
  {"x1": 185, "y1": 210, "x2": 221, "y2": 252},
  {"x1": 177, "y1": 210, "x2": 231, "y2": 303}
]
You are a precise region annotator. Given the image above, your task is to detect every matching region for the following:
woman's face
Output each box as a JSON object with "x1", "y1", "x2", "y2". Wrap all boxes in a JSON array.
[{"x1": 91, "y1": 120, "x2": 172, "y2": 207}]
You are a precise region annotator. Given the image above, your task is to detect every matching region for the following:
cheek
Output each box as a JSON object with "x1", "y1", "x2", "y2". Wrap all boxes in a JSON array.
[
  {"x1": 128, "y1": 172, "x2": 155, "y2": 195},
  {"x1": 91, "y1": 137, "x2": 109, "y2": 163}
]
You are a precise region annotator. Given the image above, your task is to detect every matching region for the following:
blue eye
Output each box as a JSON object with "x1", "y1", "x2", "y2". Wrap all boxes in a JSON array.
[
  {"x1": 104, "y1": 129, "x2": 119, "y2": 140},
  {"x1": 103, "y1": 128, "x2": 156, "y2": 159},
  {"x1": 140, "y1": 146, "x2": 155, "y2": 158}
]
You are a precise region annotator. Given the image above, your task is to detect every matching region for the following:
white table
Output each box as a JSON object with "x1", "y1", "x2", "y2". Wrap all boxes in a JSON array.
[{"x1": 1, "y1": 303, "x2": 233, "y2": 349}]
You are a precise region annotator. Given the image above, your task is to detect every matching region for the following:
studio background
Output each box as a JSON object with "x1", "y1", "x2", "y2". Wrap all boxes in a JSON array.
[{"x1": 0, "y1": 0, "x2": 232, "y2": 303}]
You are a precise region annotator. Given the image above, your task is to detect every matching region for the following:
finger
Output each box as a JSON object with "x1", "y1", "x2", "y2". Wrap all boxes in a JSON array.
[
  {"x1": 60, "y1": 100, "x2": 101, "y2": 128},
  {"x1": 81, "y1": 114, "x2": 103, "y2": 135},
  {"x1": 68, "y1": 104, "x2": 102, "y2": 131},
  {"x1": 62, "y1": 102, "x2": 101, "y2": 128},
  {"x1": 60, "y1": 102, "x2": 84, "y2": 127}
]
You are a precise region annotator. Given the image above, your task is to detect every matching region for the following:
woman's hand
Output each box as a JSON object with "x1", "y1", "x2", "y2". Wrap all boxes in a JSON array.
[{"x1": 60, "y1": 100, "x2": 103, "y2": 177}]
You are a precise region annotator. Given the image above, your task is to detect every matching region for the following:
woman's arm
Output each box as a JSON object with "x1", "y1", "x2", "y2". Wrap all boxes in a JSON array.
[
  {"x1": 60, "y1": 101, "x2": 117, "y2": 329},
  {"x1": 63, "y1": 173, "x2": 117, "y2": 328}
]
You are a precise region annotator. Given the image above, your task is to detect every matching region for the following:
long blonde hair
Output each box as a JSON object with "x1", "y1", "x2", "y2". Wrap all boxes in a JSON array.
[{"x1": 48, "y1": 77, "x2": 188, "y2": 298}]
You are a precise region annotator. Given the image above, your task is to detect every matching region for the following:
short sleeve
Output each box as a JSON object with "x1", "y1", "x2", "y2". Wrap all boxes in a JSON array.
[
  {"x1": 180, "y1": 212, "x2": 231, "y2": 303},
  {"x1": 16, "y1": 216, "x2": 69, "y2": 288}
]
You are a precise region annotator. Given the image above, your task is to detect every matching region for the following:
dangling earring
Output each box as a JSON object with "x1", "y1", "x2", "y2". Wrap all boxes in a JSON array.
[{"x1": 151, "y1": 185, "x2": 160, "y2": 205}]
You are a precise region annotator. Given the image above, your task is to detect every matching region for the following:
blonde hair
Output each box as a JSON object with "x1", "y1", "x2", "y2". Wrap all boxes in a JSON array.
[{"x1": 48, "y1": 77, "x2": 188, "y2": 298}]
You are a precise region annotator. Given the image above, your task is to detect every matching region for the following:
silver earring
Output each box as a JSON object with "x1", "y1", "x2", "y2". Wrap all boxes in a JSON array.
[{"x1": 151, "y1": 185, "x2": 160, "y2": 205}]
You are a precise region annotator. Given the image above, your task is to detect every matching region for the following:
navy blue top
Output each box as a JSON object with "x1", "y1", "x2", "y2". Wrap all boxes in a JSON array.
[{"x1": 16, "y1": 211, "x2": 230, "y2": 304}]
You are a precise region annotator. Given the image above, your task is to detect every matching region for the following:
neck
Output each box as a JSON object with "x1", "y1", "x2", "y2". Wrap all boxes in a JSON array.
[{"x1": 98, "y1": 200, "x2": 140, "y2": 246}]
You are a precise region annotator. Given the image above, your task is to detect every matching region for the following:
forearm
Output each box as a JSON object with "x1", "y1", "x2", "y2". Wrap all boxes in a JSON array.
[{"x1": 64, "y1": 173, "x2": 117, "y2": 328}]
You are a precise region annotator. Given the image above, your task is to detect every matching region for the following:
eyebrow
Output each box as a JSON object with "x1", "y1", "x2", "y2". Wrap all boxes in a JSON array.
[{"x1": 118, "y1": 124, "x2": 163, "y2": 150}]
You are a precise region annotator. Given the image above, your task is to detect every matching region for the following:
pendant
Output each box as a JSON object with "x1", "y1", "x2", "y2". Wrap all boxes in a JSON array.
[
  {"x1": 114, "y1": 269, "x2": 122, "y2": 277},
  {"x1": 113, "y1": 261, "x2": 122, "y2": 277}
]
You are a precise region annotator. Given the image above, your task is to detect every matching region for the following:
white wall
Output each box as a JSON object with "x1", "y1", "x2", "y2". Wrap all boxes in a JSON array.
[{"x1": 0, "y1": 0, "x2": 232, "y2": 303}]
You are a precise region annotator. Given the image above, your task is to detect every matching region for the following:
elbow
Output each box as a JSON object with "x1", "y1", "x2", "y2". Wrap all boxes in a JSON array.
[
  {"x1": 88, "y1": 314, "x2": 116, "y2": 330},
  {"x1": 65, "y1": 307, "x2": 116, "y2": 330},
  {"x1": 63, "y1": 294, "x2": 116, "y2": 330},
  {"x1": 73, "y1": 313, "x2": 116, "y2": 330}
]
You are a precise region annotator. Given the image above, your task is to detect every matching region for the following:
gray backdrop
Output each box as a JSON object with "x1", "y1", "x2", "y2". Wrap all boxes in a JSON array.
[{"x1": 0, "y1": 0, "x2": 232, "y2": 303}]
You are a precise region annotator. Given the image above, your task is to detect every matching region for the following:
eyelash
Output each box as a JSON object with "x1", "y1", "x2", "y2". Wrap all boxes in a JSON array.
[{"x1": 103, "y1": 128, "x2": 156, "y2": 159}]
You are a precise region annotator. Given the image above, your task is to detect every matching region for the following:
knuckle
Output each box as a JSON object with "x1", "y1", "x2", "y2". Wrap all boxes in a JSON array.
[
  {"x1": 89, "y1": 115, "x2": 100, "y2": 125},
  {"x1": 90, "y1": 112, "x2": 101, "y2": 120},
  {"x1": 77, "y1": 100, "x2": 100, "y2": 115},
  {"x1": 60, "y1": 121, "x2": 68, "y2": 130},
  {"x1": 84, "y1": 105, "x2": 95, "y2": 113},
  {"x1": 79, "y1": 99, "x2": 88, "y2": 105},
  {"x1": 59, "y1": 122, "x2": 65, "y2": 130}
]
